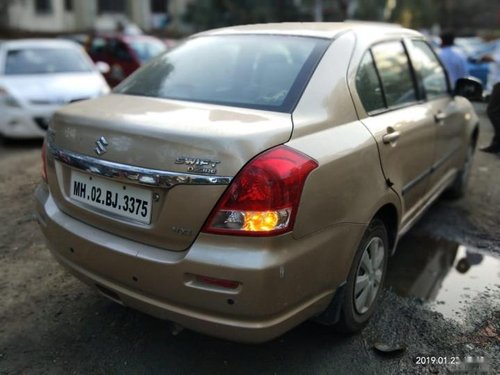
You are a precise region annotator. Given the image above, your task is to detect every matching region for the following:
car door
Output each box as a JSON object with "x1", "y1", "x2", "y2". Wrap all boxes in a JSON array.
[
  {"x1": 107, "y1": 39, "x2": 139, "y2": 86},
  {"x1": 355, "y1": 41, "x2": 436, "y2": 225},
  {"x1": 405, "y1": 39, "x2": 466, "y2": 191},
  {"x1": 89, "y1": 37, "x2": 110, "y2": 65},
  {"x1": 89, "y1": 37, "x2": 115, "y2": 84}
]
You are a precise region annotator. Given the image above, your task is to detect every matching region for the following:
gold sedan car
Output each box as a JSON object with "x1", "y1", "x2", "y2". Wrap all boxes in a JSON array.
[{"x1": 35, "y1": 23, "x2": 482, "y2": 342}]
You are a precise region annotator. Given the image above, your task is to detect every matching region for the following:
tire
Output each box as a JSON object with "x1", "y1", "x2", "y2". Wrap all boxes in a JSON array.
[
  {"x1": 446, "y1": 143, "x2": 474, "y2": 199},
  {"x1": 335, "y1": 218, "x2": 389, "y2": 333}
]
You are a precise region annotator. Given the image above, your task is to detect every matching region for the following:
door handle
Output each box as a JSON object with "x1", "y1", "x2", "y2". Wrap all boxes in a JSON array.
[
  {"x1": 434, "y1": 112, "x2": 448, "y2": 123},
  {"x1": 382, "y1": 129, "x2": 400, "y2": 144}
]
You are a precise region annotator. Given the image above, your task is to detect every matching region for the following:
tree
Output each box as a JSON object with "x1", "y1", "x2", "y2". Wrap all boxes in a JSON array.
[
  {"x1": 182, "y1": 0, "x2": 498, "y2": 34},
  {"x1": 389, "y1": 0, "x2": 438, "y2": 28},
  {"x1": 183, "y1": 0, "x2": 302, "y2": 31},
  {"x1": 353, "y1": 0, "x2": 386, "y2": 21}
]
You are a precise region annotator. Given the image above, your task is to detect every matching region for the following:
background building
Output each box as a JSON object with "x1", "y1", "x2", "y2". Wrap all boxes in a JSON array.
[
  {"x1": 0, "y1": 0, "x2": 498, "y2": 37},
  {"x1": 0, "y1": 0, "x2": 194, "y2": 34}
]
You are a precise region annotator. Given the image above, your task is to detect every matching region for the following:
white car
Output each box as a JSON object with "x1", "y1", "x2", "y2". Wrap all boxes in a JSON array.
[{"x1": 0, "y1": 39, "x2": 110, "y2": 139}]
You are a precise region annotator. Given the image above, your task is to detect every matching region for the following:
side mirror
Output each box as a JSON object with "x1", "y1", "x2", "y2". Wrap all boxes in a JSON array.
[
  {"x1": 454, "y1": 77, "x2": 483, "y2": 102},
  {"x1": 95, "y1": 61, "x2": 111, "y2": 75}
]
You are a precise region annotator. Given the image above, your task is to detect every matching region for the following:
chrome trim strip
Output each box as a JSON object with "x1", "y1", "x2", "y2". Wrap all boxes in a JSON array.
[
  {"x1": 401, "y1": 167, "x2": 430, "y2": 196},
  {"x1": 431, "y1": 144, "x2": 461, "y2": 172},
  {"x1": 398, "y1": 169, "x2": 457, "y2": 239},
  {"x1": 402, "y1": 144, "x2": 461, "y2": 196},
  {"x1": 48, "y1": 142, "x2": 233, "y2": 188}
]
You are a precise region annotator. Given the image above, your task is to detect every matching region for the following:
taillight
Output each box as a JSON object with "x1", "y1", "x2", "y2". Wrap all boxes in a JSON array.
[
  {"x1": 202, "y1": 145, "x2": 318, "y2": 236},
  {"x1": 41, "y1": 140, "x2": 48, "y2": 183}
]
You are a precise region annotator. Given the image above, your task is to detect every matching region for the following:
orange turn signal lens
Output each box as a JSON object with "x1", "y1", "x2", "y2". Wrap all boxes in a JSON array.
[{"x1": 243, "y1": 211, "x2": 279, "y2": 232}]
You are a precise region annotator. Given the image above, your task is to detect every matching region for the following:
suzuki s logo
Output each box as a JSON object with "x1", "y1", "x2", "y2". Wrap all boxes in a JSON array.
[{"x1": 94, "y1": 136, "x2": 109, "y2": 155}]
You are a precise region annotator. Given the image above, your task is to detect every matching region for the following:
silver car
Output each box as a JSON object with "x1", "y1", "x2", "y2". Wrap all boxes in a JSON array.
[{"x1": 0, "y1": 39, "x2": 109, "y2": 139}]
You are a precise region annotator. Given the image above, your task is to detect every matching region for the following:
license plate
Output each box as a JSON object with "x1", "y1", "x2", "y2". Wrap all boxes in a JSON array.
[{"x1": 70, "y1": 170, "x2": 152, "y2": 224}]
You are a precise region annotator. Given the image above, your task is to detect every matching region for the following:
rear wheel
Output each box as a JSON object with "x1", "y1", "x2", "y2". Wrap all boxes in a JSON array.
[{"x1": 335, "y1": 218, "x2": 388, "y2": 333}]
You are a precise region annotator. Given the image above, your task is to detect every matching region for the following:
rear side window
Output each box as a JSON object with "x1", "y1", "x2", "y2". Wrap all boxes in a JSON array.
[
  {"x1": 409, "y1": 40, "x2": 448, "y2": 100},
  {"x1": 115, "y1": 35, "x2": 329, "y2": 113},
  {"x1": 129, "y1": 39, "x2": 166, "y2": 63},
  {"x1": 109, "y1": 40, "x2": 133, "y2": 61},
  {"x1": 356, "y1": 52, "x2": 385, "y2": 113},
  {"x1": 371, "y1": 41, "x2": 417, "y2": 108}
]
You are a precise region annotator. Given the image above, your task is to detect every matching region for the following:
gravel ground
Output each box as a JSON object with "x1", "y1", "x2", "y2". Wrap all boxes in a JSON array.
[{"x1": 0, "y1": 104, "x2": 498, "y2": 374}]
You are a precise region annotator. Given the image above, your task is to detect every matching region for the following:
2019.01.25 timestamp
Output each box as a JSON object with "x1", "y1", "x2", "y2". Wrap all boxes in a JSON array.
[{"x1": 414, "y1": 356, "x2": 460, "y2": 366}]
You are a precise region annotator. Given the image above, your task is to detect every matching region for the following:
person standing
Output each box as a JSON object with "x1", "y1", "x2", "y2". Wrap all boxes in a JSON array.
[
  {"x1": 480, "y1": 48, "x2": 500, "y2": 153},
  {"x1": 438, "y1": 32, "x2": 468, "y2": 89}
]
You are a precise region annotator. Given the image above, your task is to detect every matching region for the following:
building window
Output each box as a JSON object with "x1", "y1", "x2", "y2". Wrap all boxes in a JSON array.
[
  {"x1": 98, "y1": 0, "x2": 127, "y2": 14},
  {"x1": 151, "y1": 0, "x2": 168, "y2": 13},
  {"x1": 64, "y1": 0, "x2": 73, "y2": 11},
  {"x1": 35, "y1": 0, "x2": 52, "y2": 14}
]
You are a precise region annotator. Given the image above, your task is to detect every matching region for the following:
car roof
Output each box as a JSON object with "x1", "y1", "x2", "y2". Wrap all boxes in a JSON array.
[
  {"x1": 195, "y1": 21, "x2": 420, "y2": 40},
  {"x1": 1, "y1": 38, "x2": 81, "y2": 50}
]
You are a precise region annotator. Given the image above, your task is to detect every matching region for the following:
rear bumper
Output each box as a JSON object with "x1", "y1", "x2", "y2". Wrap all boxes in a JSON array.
[{"x1": 35, "y1": 184, "x2": 365, "y2": 342}]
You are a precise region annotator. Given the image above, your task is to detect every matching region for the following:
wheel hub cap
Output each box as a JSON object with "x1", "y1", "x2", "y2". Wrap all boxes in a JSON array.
[{"x1": 354, "y1": 237, "x2": 385, "y2": 315}]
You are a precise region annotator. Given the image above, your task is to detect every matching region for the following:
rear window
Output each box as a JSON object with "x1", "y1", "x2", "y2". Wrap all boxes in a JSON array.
[
  {"x1": 4, "y1": 47, "x2": 93, "y2": 75},
  {"x1": 129, "y1": 39, "x2": 166, "y2": 63},
  {"x1": 371, "y1": 41, "x2": 418, "y2": 108},
  {"x1": 409, "y1": 40, "x2": 448, "y2": 100},
  {"x1": 356, "y1": 52, "x2": 385, "y2": 113},
  {"x1": 115, "y1": 35, "x2": 329, "y2": 113}
]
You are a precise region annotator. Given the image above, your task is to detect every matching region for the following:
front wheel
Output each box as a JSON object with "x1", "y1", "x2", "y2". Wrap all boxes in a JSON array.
[{"x1": 336, "y1": 218, "x2": 389, "y2": 333}]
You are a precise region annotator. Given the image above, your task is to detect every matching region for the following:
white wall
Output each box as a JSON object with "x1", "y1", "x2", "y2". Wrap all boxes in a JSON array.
[
  {"x1": 128, "y1": 0, "x2": 151, "y2": 30},
  {"x1": 8, "y1": 0, "x2": 77, "y2": 32},
  {"x1": 4, "y1": 0, "x2": 194, "y2": 33}
]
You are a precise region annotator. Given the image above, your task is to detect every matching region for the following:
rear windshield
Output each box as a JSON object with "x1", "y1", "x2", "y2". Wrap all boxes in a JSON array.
[
  {"x1": 4, "y1": 47, "x2": 93, "y2": 75},
  {"x1": 115, "y1": 35, "x2": 329, "y2": 112},
  {"x1": 129, "y1": 39, "x2": 166, "y2": 63}
]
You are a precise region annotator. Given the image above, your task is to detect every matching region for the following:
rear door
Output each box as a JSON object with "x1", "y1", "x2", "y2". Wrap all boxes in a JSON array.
[
  {"x1": 89, "y1": 37, "x2": 136, "y2": 86},
  {"x1": 405, "y1": 39, "x2": 465, "y2": 190},
  {"x1": 354, "y1": 41, "x2": 436, "y2": 224},
  {"x1": 107, "y1": 39, "x2": 139, "y2": 84}
]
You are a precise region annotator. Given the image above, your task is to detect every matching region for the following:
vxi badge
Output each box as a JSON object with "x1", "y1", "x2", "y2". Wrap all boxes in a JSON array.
[{"x1": 175, "y1": 156, "x2": 221, "y2": 175}]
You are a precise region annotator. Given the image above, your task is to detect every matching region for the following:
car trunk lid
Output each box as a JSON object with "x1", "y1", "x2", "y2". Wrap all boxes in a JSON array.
[{"x1": 47, "y1": 94, "x2": 293, "y2": 251}]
